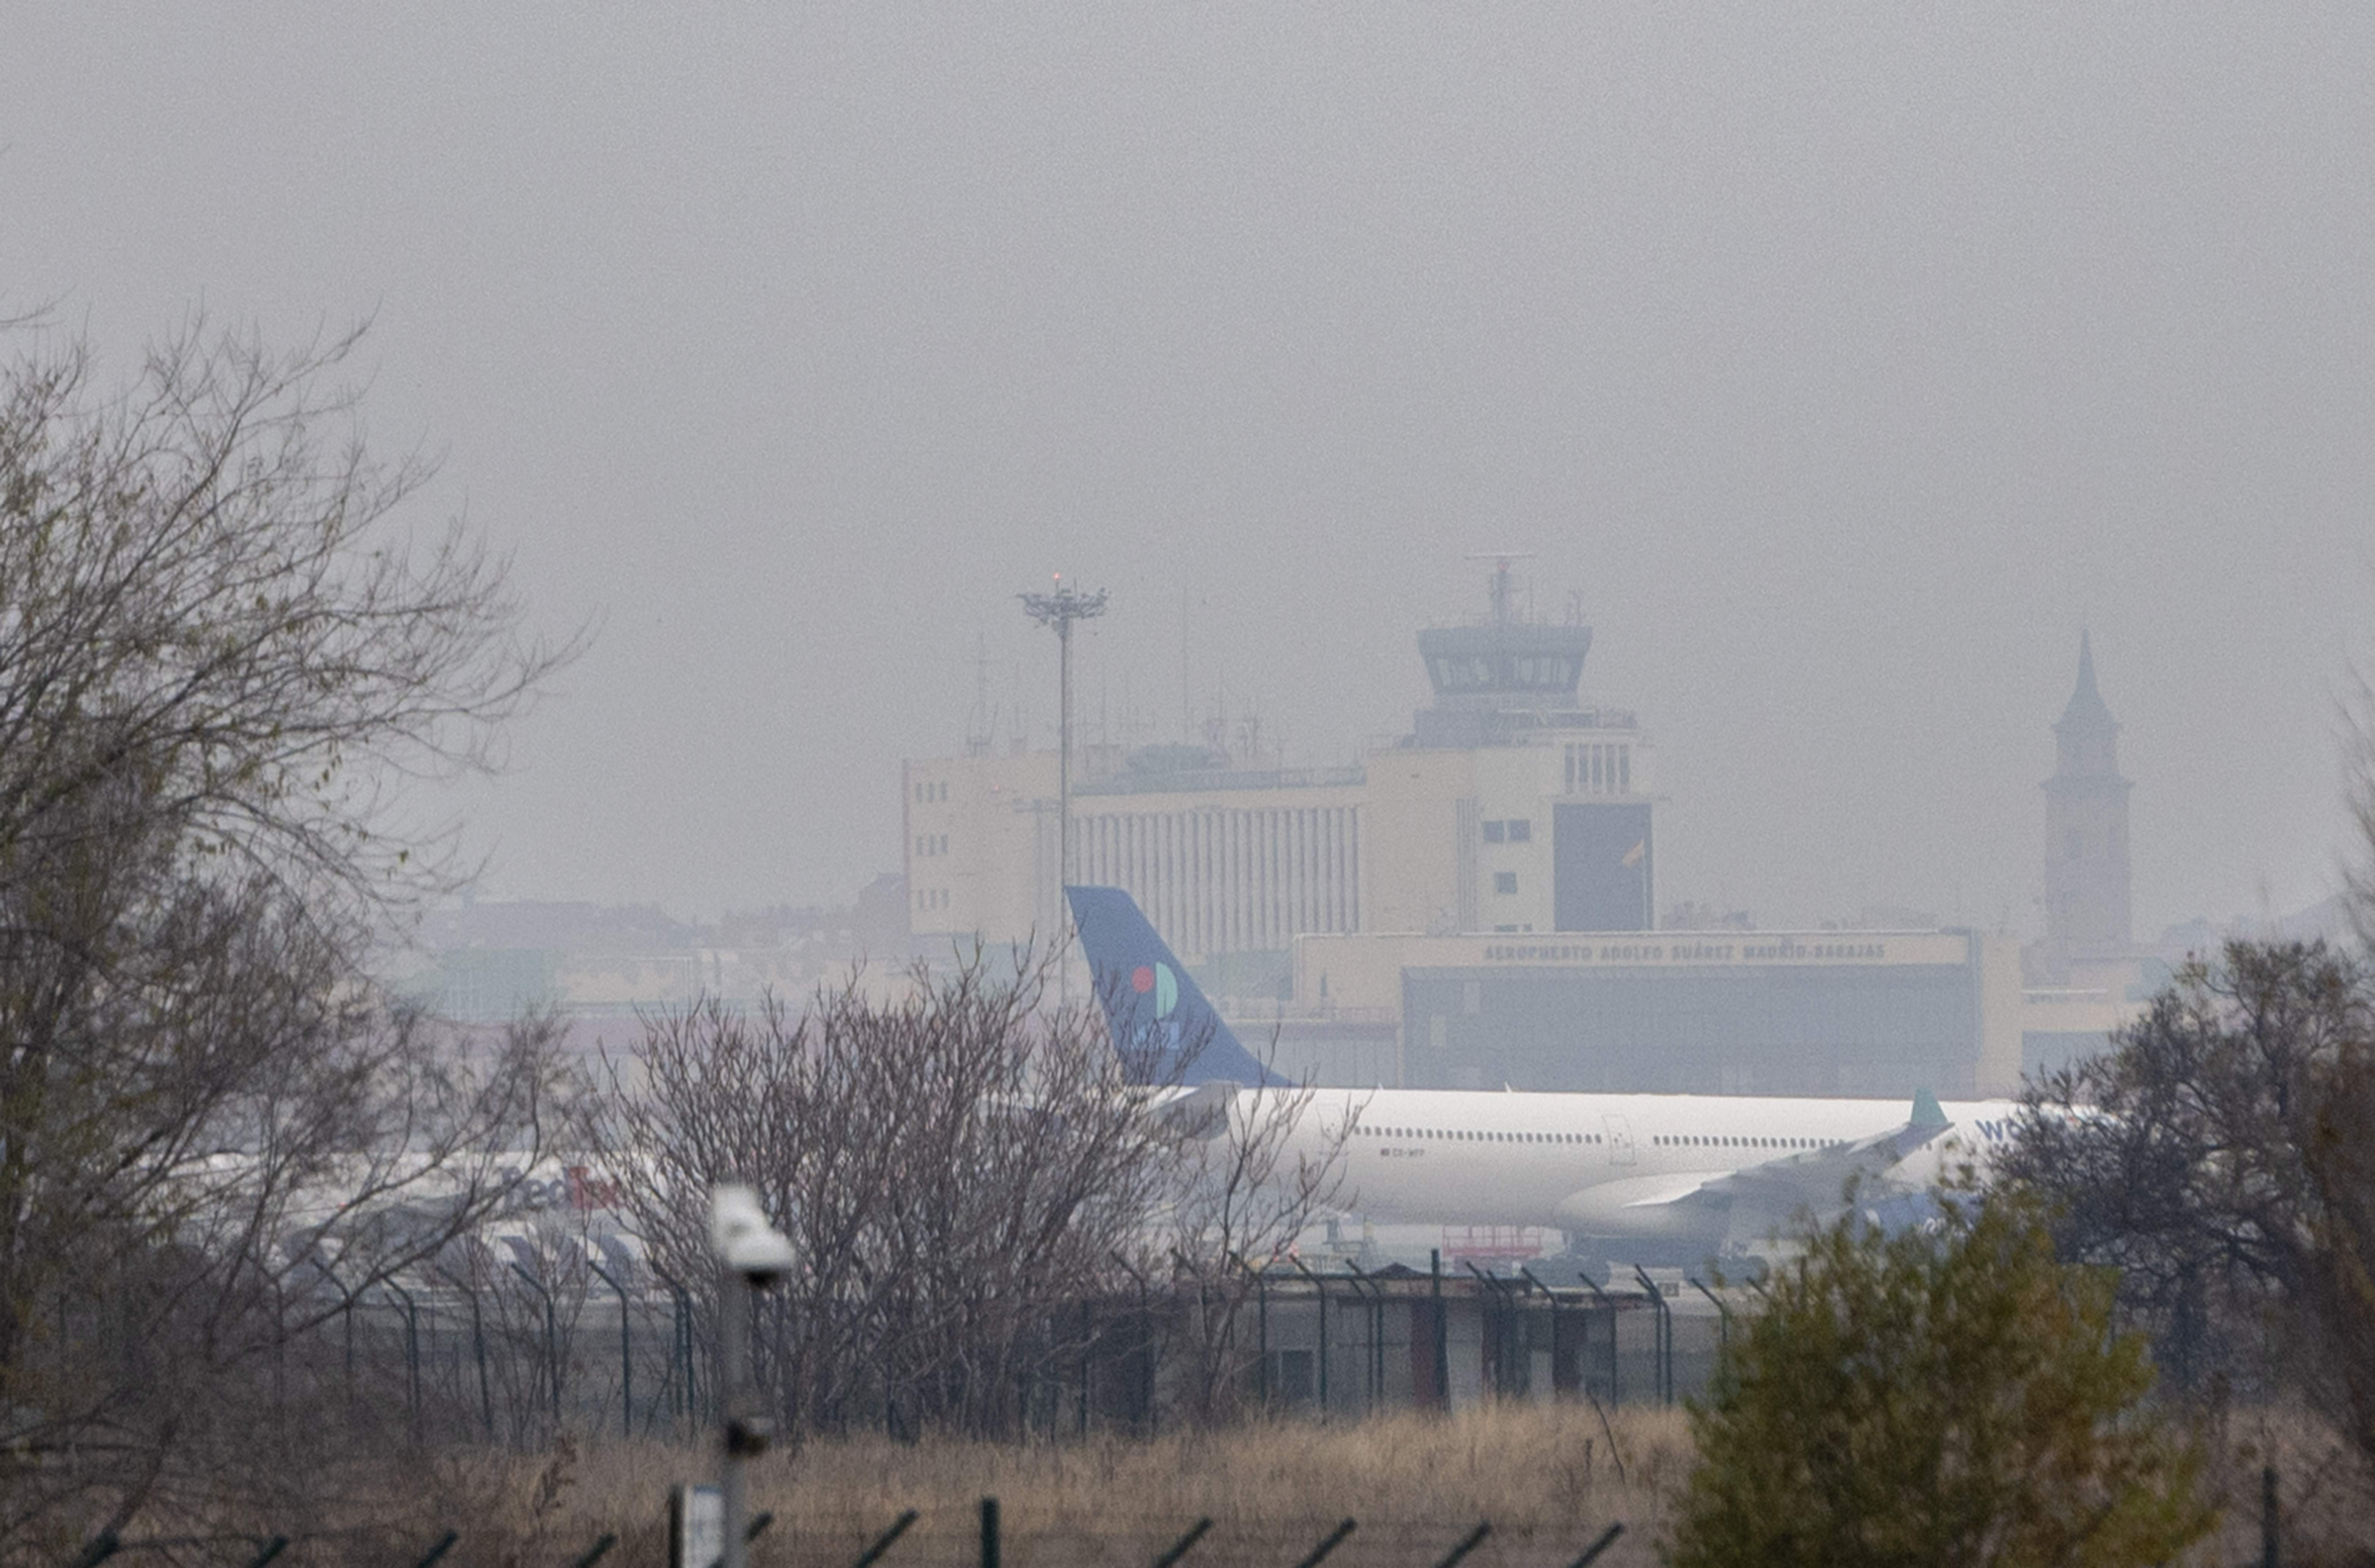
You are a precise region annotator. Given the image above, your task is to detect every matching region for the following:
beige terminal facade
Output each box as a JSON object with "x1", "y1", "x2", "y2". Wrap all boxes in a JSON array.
[{"x1": 906, "y1": 571, "x2": 2026, "y2": 1098}]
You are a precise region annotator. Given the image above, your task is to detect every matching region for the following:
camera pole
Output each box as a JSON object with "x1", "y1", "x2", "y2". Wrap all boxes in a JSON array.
[
  {"x1": 719, "y1": 1261, "x2": 753, "y2": 1568},
  {"x1": 710, "y1": 1185, "x2": 794, "y2": 1568}
]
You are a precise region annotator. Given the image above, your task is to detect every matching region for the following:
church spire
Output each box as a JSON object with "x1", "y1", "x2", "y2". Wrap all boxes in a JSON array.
[
  {"x1": 2057, "y1": 629, "x2": 2114, "y2": 733},
  {"x1": 2042, "y1": 630, "x2": 2131, "y2": 964}
]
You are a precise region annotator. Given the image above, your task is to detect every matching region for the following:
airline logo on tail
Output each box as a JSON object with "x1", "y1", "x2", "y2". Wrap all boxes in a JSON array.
[
  {"x1": 1065, "y1": 885, "x2": 1288, "y2": 1087},
  {"x1": 1130, "y1": 960, "x2": 1180, "y2": 1020}
]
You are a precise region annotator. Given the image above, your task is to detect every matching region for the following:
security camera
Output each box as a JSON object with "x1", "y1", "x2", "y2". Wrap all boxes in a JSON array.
[{"x1": 709, "y1": 1183, "x2": 797, "y2": 1287}]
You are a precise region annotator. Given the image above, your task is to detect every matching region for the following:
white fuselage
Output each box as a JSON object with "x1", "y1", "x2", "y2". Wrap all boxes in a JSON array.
[{"x1": 1244, "y1": 1086, "x2": 2022, "y2": 1243}]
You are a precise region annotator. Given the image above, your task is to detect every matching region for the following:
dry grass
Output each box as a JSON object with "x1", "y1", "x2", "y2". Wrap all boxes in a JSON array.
[
  {"x1": 401, "y1": 1405, "x2": 1686, "y2": 1568},
  {"x1": 365, "y1": 1402, "x2": 2375, "y2": 1568}
]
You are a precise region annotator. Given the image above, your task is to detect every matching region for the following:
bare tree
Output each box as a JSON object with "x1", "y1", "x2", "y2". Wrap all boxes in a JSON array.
[
  {"x1": 2006, "y1": 940, "x2": 2375, "y2": 1485},
  {"x1": 0, "y1": 319, "x2": 578, "y2": 1558},
  {"x1": 1156, "y1": 1044, "x2": 1350, "y2": 1425},
  {"x1": 596, "y1": 943, "x2": 1184, "y2": 1441}
]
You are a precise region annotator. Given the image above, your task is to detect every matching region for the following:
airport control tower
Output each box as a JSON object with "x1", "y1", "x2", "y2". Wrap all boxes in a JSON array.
[
  {"x1": 1411, "y1": 555, "x2": 1598, "y2": 749},
  {"x1": 1363, "y1": 555, "x2": 1655, "y2": 937}
]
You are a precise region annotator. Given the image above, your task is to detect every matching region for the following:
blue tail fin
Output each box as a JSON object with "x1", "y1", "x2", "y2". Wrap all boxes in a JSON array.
[{"x1": 1065, "y1": 885, "x2": 1287, "y2": 1086}]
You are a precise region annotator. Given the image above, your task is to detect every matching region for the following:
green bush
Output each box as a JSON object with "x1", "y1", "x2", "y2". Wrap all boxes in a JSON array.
[{"x1": 1667, "y1": 1188, "x2": 2214, "y2": 1568}]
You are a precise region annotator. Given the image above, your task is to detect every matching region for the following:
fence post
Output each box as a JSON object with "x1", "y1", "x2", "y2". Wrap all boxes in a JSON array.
[
  {"x1": 851, "y1": 1510, "x2": 920, "y2": 1568},
  {"x1": 587, "y1": 1255, "x2": 633, "y2": 1440},
  {"x1": 1576, "y1": 1272, "x2": 1617, "y2": 1403},
  {"x1": 1520, "y1": 1266, "x2": 1565, "y2": 1400},
  {"x1": 384, "y1": 1277, "x2": 423, "y2": 1445},
  {"x1": 1290, "y1": 1257, "x2": 1331, "y2": 1416},
  {"x1": 1686, "y1": 1275, "x2": 1730, "y2": 1353},
  {"x1": 1249, "y1": 1258, "x2": 1269, "y2": 1410},
  {"x1": 980, "y1": 1496, "x2": 1001, "y2": 1568},
  {"x1": 1291, "y1": 1519, "x2": 1357, "y2": 1568},
  {"x1": 1343, "y1": 1262, "x2": 1385, "y2": 1414},
  {"x1": 651, "y1": 1263, "x2": 696, "y2": 1434},
  {"x1": 2262, "y1": 1464, "x2": 2279, "y2": 1568},
  {"x1": 509, "y1": 1261, "x2": 561, "y2": 1436},
  {"x1": 1465, "y1": 1263, "x2": 1524, "y2": 1398},
  {"x1": 1631, "y1": 1266, "x2": 1671, "y2": 1404},
  {"x1": 1430, "y1": 1248, "x2": 1449, "y2": 1410},
  {"x1": 1114, "y1": 1251, "x2": 1156, "y2": 1436},
  {"x1": 1152, "y1": 1518, "x2": 1212, "y2": 1568},
  {"x1": 1077, "y1": 1296, "x2": 1092, "y2": 1439},
  {"x1": 1433, "y1": 1523, "x2": 1491, "y2": 1568},
  {"x1": 445, "y1": 1265, "x2": 496, "y2": 1443}
]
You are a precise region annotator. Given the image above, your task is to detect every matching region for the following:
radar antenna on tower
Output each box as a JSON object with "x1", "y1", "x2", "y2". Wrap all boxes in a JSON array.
[{"x1": 1464, "y1": 551, "x2": 1537, "y2": 624}]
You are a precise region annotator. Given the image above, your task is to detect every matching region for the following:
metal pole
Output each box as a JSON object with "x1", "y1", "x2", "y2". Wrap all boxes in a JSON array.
[
  {"x1": 1686, "y1": 1276, "x2": 1730, "y2": 1353},
  {"x1": 721, "y1": 1266, "x2": 753, "y2": 1568},
  {"x1": 588, "y1": 1257, "x2": 634, "y2": 1439},
  {"x1": 465, "y1": 1274, "x2": 495, "y2": 1440},
  {"x1": 1255, "y1": 1265, "x2": 1269, "y2": 1409},
  {"x1": 384, "y1": 1279, "x2": 423, "y2": 1445},
  {"x1": 652, "y1": 1263, "x2": 695, "y2": 1432},
  {"x1": 1290, "y1": 1258, "x2": 1330, "y2": 1415},
  {"x1": 1631, "y1": 1266, "x2": 1670, "y2": 1405},
  {"x1": 1019, "y1": 579, "x2": 1108, "y2": 1004},
  {"x1": 1578, "y1": 1272, "x2": 1618, "y2": 1404},
  {"x1": 509, "y1": 1262, "x2": 560, "y2": 1434},
  {"x1": 1430, "y1": 1248, "x2": 1448, "y2": 1409},
  {"x1": 1344, "y1": 1263, "x2": 1384, "y2": 1414},
  {"x1": 1114, "y1": 1252, "x2": 1155, "y2": 1436},
  {"x1": 1059, "y1": 612, "x2": 1071, "y2": 902},
  {"x1": 2263, "y1": 1465, "x2": 2279, "y2": 1568},
  {"x1": 1521, "y1": 1266, "x2": 1564, "y2": 1400}
]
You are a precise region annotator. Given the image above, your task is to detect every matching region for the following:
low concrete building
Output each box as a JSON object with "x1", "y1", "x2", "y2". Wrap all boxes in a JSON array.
[{"x1": 1290, "y1": 927, "x2": 2024, "y2": 1098}]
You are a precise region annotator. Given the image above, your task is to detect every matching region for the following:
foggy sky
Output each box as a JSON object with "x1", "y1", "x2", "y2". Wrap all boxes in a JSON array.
[{"x1": 7, "y1": 6, "x2": 2373, "y2": 938}]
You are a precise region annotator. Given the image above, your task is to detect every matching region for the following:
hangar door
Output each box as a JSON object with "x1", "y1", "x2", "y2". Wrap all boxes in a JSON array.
[{"x1": 1554, "y1": 802, "x2": 1653, "y2": 932}]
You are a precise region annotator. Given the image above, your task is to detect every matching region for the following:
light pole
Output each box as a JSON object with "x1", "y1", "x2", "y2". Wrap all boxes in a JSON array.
[
  {"x1": 1019, "y1": 576, "x2": 1108, "y2": 994},
  {"x1": 711, "y1": 1186, "x2": 796, "y2": 1568}
]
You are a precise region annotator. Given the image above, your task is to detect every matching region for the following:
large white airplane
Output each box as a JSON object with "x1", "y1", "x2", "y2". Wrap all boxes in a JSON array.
[{"x1": 1067, "y1": 885, "x2": 2023, "y2": 1268}]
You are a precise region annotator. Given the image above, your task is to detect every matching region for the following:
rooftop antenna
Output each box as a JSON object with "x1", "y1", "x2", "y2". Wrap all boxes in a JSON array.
[
  {"x1": 1463, "y1": 551, "x2": 1537, "y2": 624},
  {"x1": 965, "y1": 633, "x2": 994, "y2": 757}
]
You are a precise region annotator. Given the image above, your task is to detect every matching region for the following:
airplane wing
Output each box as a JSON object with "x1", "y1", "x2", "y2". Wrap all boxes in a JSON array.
[{"x1": 1700, "y1": 1088, "x2": 1955, "y2": 1209}]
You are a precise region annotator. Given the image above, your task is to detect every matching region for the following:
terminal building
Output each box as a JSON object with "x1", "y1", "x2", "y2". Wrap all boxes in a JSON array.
[{"x1": 904, "y1": 566, "x2": 2035, "y2": 1098}]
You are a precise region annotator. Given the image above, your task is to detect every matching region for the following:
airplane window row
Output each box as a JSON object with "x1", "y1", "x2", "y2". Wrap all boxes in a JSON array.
[
  {"x1": 1355, "y1": 1125, "x2": 1605, "y2": 1145},
  {"x1": 1653, "y1": 1134, "x2": 1841, "y2": 1150}
]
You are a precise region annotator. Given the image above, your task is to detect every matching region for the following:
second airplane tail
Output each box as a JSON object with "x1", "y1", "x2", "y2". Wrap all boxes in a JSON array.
[{"x1": 1064, "y1": 884, "x2": 1287, "y2": 1087}]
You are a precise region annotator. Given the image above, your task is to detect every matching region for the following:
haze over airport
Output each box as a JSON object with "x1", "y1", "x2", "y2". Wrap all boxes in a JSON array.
[{"x1": 8, "y1": 7, "x2": 2373, "y2": 937}]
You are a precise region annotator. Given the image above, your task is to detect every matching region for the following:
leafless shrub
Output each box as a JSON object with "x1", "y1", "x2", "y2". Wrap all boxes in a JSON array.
[
  {"x1": 595, "y1": 946, "x2": 1351, "y2": 1442},
  {"x1": 1157, "y1": 1044, "x2": 1350, "y2": 1425},
  {"x1": 597, "y1": 944, "x2": 1191, "y2": 1441}
]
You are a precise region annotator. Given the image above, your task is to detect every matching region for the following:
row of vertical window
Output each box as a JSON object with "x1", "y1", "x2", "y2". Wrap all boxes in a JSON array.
[
  {"x1": 1074, "y1": 805, "x2": 1359, "y2": 954},
  {"x1": 1563, "y1": 743, "x2": 1631, "y2": 796},
  {"x1": 1481, "y1": 818, "x2": 1532, "y2": 843},
  {"x1": 913, "y1": 888, "x2": 950, "y2": 911},
  {"x1": 913, "y1": 780, "x2": 948, "y2": 803},
  {"x1": 1355, "y1": 1123, "x2": 1604, "y2": 1146},
  {"x1": 914, "y1": 833, "x2": 948, "y2": 857}
]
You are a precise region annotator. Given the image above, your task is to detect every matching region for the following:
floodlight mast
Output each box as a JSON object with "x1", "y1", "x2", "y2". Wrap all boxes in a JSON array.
[{"x1": 1019, "y1": 576, "x2": 1109, "y2": 1003}]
